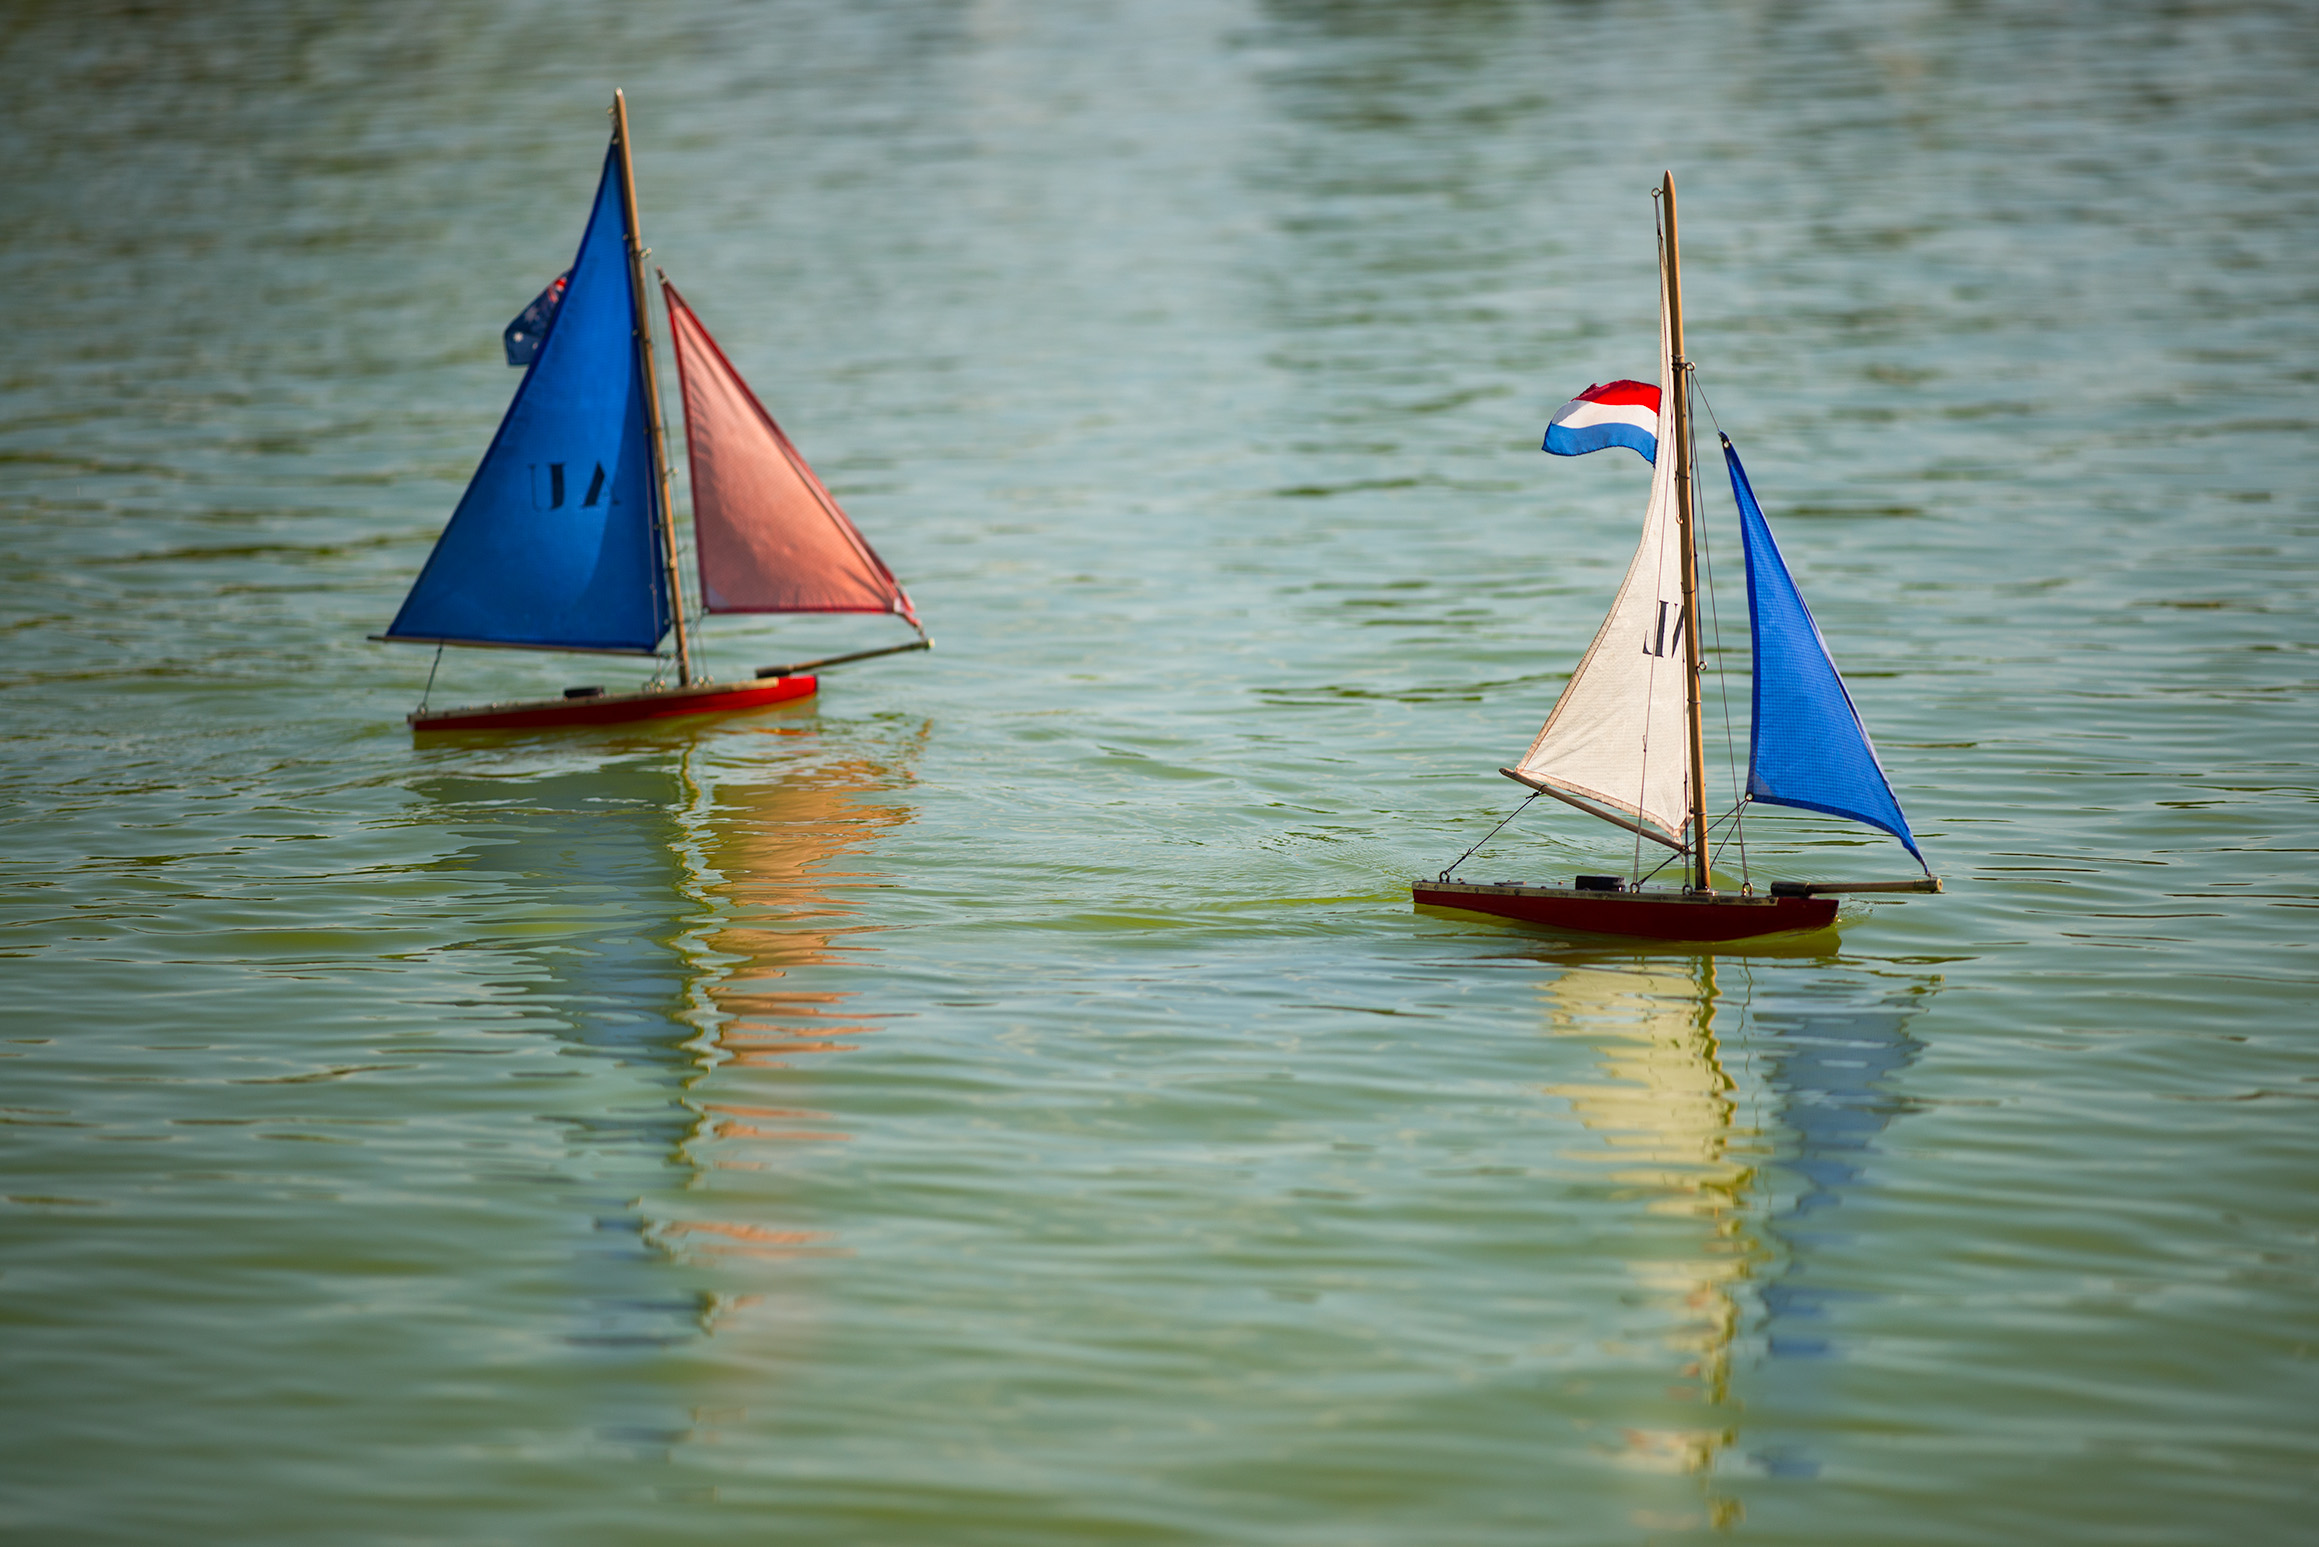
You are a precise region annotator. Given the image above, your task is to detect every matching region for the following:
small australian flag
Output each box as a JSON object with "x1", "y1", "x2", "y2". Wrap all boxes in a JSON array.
[{"x1": 502, "y1": 271, "x2": 570, "y2": 367}]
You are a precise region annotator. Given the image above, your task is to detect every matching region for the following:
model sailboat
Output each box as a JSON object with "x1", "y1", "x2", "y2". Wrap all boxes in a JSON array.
[
  {"x1": 1413, "y1": 174, "x2": 1940, "y2": 942},
  {"x1": 374, "y1": 93, "x2": 925, "y2": 732}
]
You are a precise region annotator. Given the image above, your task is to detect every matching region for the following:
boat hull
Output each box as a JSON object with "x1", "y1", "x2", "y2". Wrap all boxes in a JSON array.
[
  {"x1": 1412, "y1": 879, "x2": 1838, "y2": 941},
  {"x1": 410, "y1": 674, "x2": 816, "y2": 733}
]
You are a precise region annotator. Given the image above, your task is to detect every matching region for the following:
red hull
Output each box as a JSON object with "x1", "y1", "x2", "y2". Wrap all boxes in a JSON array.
[
  {"x1": 411, "y1": 674, "x2": 816, "y2": 733},
  {"x1": 1412, "y1": 880, "x2": 1838, "y2": 941}
]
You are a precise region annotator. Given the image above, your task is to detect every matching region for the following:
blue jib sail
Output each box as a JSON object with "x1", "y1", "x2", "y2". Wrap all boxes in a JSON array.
[
  {"x1": 382, "y1": 146, "x2": 669, "y2": 654},
  {"x1": 1723, "y1": 434, "x2": 1926, "y2": 868}
]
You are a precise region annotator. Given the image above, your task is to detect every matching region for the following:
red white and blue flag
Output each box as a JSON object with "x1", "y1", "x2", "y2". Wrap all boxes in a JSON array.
[{"x1": 1542, "y1": 380, "x2": 1660, "y2": 463}]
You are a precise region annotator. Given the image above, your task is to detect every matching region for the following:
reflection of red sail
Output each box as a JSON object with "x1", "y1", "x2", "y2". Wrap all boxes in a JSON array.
[
  {"x1": 653, "y1": 751, "x2": 915, "y2": 1273},
  {"x1": 663, "y1": 280, "x2": 919, "y2": 625},
  {"x1": 702, "y1": 758, "x2": 910, "y2": 1071}
]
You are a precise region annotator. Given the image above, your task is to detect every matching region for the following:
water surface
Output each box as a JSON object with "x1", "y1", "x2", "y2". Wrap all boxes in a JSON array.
[{"x1": 4, "y1": 1, "x2": 2316, "y2": 1541}]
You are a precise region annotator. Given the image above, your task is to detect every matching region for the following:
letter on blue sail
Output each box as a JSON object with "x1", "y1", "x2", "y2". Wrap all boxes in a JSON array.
[
  {"x1": 383, "y1": 148, "x2": 668, "y2": 654},
  {"x1": 1724, "y1": 436, "x2": 1925, "y2": 868}
]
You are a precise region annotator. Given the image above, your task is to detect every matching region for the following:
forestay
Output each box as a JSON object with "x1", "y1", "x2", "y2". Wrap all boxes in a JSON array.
[
  {"x1": 663, "y1": 281, "x2": 919, "y2": 626},
  {"x1": 1508, "y1": 275, "x2": 1693, "y2": 848},
  {"x1": 1723, "y1": 435, "x2": 1926, "y2": 868},
  {"x1": 382, "y1": 148, "x2": 669, "y2": 655}
]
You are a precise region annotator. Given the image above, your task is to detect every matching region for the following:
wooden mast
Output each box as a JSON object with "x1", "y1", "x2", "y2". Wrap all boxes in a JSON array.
[
  {"x1": 611, "y1": 90, "x2": 695, "y2": 687},
  {"x1": 1661, "y1": 172, "x2": 1711, "y2": 893}
]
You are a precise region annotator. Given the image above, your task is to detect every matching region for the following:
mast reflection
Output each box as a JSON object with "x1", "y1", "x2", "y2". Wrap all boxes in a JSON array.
[{"x1": 1541, "y1": 959, "x2": 1747, "y2": 1489}]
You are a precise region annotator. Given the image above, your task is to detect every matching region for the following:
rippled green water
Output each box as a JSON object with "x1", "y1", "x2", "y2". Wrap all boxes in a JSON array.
[{"x1": 5, "y1": 2, "x2": 2317, "y2": 1541}]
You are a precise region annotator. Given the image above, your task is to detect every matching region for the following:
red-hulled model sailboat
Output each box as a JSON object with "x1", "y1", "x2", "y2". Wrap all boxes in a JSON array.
[
  {"x1": 1412, "y1": 174, "x2": 1939, "y2": 942},
  {"x1": 372, "y1": 93, "x2": 925, "y2": 733}
]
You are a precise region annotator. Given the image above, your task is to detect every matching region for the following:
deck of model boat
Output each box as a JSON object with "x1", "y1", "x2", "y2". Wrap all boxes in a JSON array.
[
  {"x1": 410, "y1": 674, "x2": 815, "y2": 732},
  {"x1": 1412, "y1": 879, "x2": 1841, "y2": 941}
]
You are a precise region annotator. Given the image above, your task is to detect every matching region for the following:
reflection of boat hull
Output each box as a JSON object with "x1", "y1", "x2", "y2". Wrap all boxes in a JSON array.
[
  {"x1": 1413, "y1": 880, "x2": 1836, "y2": 940},
  {"x1": 411, "y1": 674, "x2": 815, "y2": 733}
]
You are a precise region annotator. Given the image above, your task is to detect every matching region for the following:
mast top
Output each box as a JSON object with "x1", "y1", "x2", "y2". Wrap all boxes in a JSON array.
[{"x1": 1655, "y1": 171, "x2": 1712, "y2": 893}]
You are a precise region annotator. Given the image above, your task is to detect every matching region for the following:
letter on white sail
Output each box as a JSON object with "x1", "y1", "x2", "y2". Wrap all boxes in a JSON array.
[{"x1": 1509, "y1": 275, "x2": 1692, "y2": 849}]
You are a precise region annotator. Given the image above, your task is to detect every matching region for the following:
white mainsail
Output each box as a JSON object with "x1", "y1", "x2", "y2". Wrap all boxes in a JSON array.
[{"x1": 1507, "y1": 255, "x2": 1692, "y2": 849}]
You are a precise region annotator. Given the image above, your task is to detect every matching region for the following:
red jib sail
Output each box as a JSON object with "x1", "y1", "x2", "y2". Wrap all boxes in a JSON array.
[{"x1": 662, "y1": 279, "x2": 919, "y2": 626}]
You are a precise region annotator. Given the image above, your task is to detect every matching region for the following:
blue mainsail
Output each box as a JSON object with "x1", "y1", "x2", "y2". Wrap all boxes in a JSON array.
[
  {"x1": 383, "y1": 146, "x2": 669, "y2": 655},
  {"x1": 1724, "y1": 434, "x2": 1925, "y2": 868}
]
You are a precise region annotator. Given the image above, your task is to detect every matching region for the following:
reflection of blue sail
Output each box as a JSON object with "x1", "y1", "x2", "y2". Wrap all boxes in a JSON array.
[
  {"x1": 1755, "y1": 991, "x2": 1926, "y2": 1356},
  {"x1": 414, "y1": 762, "x2": 701, "y2": 1351},
  {"x1": 420, "y1": 763, "x2": 694, "y2": 1068},
  {"x1": 1745, "y1": 983, "x2": 1929, "y2": 1478},
  {"x1": 1724, "y1": 436, "x2": 1923, "y2": 867},
  {"x1": 383, "y1": 147, "x2": 669, "y2": 654}
]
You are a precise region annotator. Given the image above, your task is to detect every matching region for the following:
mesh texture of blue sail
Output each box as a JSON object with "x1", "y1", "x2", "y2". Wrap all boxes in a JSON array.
[
  {"x1": 1724, "y1": 435, "x2": 1924, "y2": 867},
  {"x1": 383, "y1": 145, "x2": 668, "y2": 654}
]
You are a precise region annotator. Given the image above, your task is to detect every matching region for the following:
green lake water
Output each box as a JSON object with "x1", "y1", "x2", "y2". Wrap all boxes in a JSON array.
[{"x1": 4, "y1": 1, "x2": 2316, "y2": 1541}]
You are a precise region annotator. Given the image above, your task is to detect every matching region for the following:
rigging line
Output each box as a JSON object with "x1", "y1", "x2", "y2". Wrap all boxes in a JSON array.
[
  {"x1": 1708, "y1": 795, "x2": 1753, "y2": 870},
  {"x1": 664, "y1": 473, "x2": 706, "y2": 683},
  {"x1": 416, "y1": 643, "x2": 444, "y2": 715},
  {"x1": 655, "y1": 452, "x2": 694, "y2": 689},
  {"x1": 1635, "y1": 798, "x2": 1752, "y2": 889},
  {"x1": 1694, "y1": 371, "x2": 1728, "y2": 440},
  {"x1": 1437, "y1": 792, "x2": 1539, "y2": 883},
  {"x1": 1634, "y1": 843, "x2": 1684, "y2": 888},
  {"x1": 1691, "y1": 370, "x2": 1751, "y2": 888}
]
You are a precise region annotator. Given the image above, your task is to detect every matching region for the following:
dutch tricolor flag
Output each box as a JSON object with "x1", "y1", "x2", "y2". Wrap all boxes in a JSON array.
[{"x1": 1542, "y1": 380, "x2": 1661, "y2": 463}]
